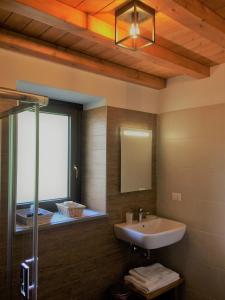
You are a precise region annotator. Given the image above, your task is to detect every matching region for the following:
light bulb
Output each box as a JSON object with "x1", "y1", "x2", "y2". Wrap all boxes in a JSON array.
[{"x1": 129, "y1": 22, "x2": 140, "y2": 38}]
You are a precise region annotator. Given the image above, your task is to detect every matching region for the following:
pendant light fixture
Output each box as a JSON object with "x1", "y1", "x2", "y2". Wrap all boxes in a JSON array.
[{"x1": 115, "y1": 0, "x2": 155, "y2": 50}]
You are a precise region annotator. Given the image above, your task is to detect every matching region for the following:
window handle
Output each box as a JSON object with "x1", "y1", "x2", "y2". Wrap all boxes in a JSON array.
[{"x1": 73, "y1": 165, "x2": 79, "y2": 180}]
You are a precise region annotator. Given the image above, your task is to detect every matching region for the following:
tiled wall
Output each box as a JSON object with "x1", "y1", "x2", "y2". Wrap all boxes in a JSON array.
[
  {"x1": 157, "y1": 104, "x2": 225, "y2": 300},
  {"x1": 82, "y1": 106, "x2": 107, "y2": 212},
  {"x1": 107, "y1": 106, "x2": 157, "y2": 224}
]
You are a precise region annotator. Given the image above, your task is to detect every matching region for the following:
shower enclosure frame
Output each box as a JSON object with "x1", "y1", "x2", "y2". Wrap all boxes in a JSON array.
[{"x1": 0, "y1": 87, "x2": 48, "y2": 300}]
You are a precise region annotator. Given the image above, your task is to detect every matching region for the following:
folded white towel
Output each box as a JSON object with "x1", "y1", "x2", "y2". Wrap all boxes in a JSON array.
[
  {"x1": 125, "y1": 274, "x2": 180, "y2": 294},
  {"x1": 125, "y1": 273, "x2": 179, "y2": 289},
  {"x1": 125, "y1": 264, "x2": 180, "y2": 294},
  {"x1": 129, "y1": 263, "x2": 179, "y2": 284},
  {"x1": 129, "y1": 269, "x2": 179, "y2": 285},
  {"x1": 124, "y1": 276, "x2": 150, "y2": 294}
]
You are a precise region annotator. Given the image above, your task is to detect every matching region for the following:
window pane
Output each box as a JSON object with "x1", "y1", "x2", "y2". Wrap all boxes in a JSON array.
[
  {"x1": 16, "y1": 111, "x2": 69, "y2": 203},
  {"x1": 39, "y1": 113, "x2": 69, "y2": 200}
]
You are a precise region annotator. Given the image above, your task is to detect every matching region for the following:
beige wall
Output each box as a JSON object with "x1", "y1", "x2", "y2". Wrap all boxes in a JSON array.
[
  {"x1": 159, "y1": 63, "x2": 225, "y2": 113},
  {"x1": 0, "y1": 48, "x2": 160, "y2": 113},
  {"x1": 157, "y1": 104, "x2": 225, "y2": 300},
  {"x1": 1, "y1": 47, "x2": 225, "y2": 115}
]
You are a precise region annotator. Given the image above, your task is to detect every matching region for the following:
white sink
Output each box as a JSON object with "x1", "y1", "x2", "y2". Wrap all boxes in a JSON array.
[{"x1": 114, "y1": 217, "x2": 186, "y2": 249}]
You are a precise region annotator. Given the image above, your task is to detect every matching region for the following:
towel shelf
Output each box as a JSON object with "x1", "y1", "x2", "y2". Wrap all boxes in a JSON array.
[{"x1": 127, "y1": 277, "x2": 184, "y2": 300}]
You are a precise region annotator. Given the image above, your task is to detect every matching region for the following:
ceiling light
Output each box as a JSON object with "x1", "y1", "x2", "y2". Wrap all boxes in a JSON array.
[{"x1": 115, "y1": 0, "x2": 155, "y2": 50}]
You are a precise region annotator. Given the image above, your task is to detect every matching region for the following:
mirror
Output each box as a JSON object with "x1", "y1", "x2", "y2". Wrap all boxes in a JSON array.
[{"x1": 120, "y1": 128, "x2": 152, "y2": 193}]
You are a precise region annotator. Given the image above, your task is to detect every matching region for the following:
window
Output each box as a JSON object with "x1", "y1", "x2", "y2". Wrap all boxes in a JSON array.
[{"x1": 15, "y1": 100, "x2": 82, "y2": 205}]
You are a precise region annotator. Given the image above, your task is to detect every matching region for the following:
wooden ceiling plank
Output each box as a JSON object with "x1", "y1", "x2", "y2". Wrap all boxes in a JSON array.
[
  {"x1": 22, "y1": 20, "x2": 51, "y2": 38},
  {"x1": 3, "y1": 12, "x2": 32, "y2": 31},
  {"x1": 39, "y1": 26, "x2": 67, "y2": 43},
  {"x1": 0, "y1": 29, "x2": 166, "y2": 90},
  {"x1": 55, "y1": 32, "x2": 81, "y2": 48},
  {"x1": 95, "y1": 0, "x2": 124, "y2": 13},
  {"x1": 58, "y1": 0, "x2": 85, "y2": 8},
  {"x1": 0, "y1": 0, "x2": 210, "y2": 78},
  {"x1": 132, "y1": 61, "x2": 179, "y2": 77},
  {"x1": 143, "y1": 0, "x2": 225, "y2": 48},
  {"x1": 201, "y1": 0, "x2": 225, "y2": 11},
  {"x1": 76, "y1": 0, "x2": 115, "y2": 15},
  {"x1": 81, "y1": 43, "x2": 108, "y2": 56},
  {"x1": 156, "y1": 35, "x2": 215, "y2": 66},
  {"x1": 94, "y1": 47, "x2": 123, "y2": 61},
  {"x1": 70, "y1": 38, "x2": 95, "y2": 51},
  {"x1": 217, "y1": 6, "x2": 225, "y2": 18},
  {"x1": 0, "y1": 8, "x2": 12, "y2": 24}
]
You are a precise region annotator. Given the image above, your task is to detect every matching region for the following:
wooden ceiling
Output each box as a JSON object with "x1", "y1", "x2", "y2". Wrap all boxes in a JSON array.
[{"x1": 0, "y1": 0, "x2": 225, "y2": 89}]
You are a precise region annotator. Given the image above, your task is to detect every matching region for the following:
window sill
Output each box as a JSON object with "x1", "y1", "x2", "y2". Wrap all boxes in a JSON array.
[{"x1": 15, "y1": 209, "x2": 108, "y2": 234}]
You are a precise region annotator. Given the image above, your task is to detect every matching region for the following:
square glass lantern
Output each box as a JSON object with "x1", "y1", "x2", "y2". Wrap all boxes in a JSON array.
[{"x1": 115, "y1": 0, "x2": 155, "y2": 50}]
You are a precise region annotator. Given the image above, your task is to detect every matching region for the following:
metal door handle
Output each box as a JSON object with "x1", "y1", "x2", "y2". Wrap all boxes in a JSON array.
[
  {"x1": 20, "y1": 262, "x2": 30, "y2": 299},
  {"x1": 73, "y1": 165, "x2": 79, "y2": 180},
  {"x1": 20, "y1": 259, "x2": 34, "y2": 299}
]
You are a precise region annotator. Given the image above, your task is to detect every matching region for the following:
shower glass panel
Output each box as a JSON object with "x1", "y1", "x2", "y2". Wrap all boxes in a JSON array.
[{"x1": 0, "y1": 88, "x2": 48, "y2": 300}]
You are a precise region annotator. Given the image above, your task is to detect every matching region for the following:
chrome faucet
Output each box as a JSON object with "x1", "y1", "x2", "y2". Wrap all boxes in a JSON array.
[{"x1": 138, "y1": 208, "x2": 144, "y2": 222}]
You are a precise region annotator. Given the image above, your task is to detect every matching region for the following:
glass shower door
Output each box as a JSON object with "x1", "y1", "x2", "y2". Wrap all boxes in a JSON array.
[
  {"x1": 0, "y1": 88, "x2": 47, "y2": 300},
  {"x1": 9, "y1": 105, "x2": 39, "y2": 300}
]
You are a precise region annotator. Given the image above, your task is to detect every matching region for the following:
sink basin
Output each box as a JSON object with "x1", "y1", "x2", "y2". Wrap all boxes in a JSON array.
[{"x1": 114, "y1": 217, "x2": 186, "y2": 249}]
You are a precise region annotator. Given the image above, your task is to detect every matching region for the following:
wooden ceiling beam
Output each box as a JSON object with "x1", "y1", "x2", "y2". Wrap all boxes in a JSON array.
[
  {"x1": 144, "y1": 0, "x2": 225, "y2": 48},
  {"x1": 0, "y1": 0, "x2": 210, "y2": 79},
  {"x1": 0, "y1": 29, "x2": 166, "y2": 89}
]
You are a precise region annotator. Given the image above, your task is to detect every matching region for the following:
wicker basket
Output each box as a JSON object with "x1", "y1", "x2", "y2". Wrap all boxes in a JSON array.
[{"x1": 56, "y1": 201, "x2": 86, "y2": 218}]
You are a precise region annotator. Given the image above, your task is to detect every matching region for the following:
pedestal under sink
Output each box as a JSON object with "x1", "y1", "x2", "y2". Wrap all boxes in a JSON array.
[{"x1": 114, "y1": 217, "x2": 186, "y2": 249}]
